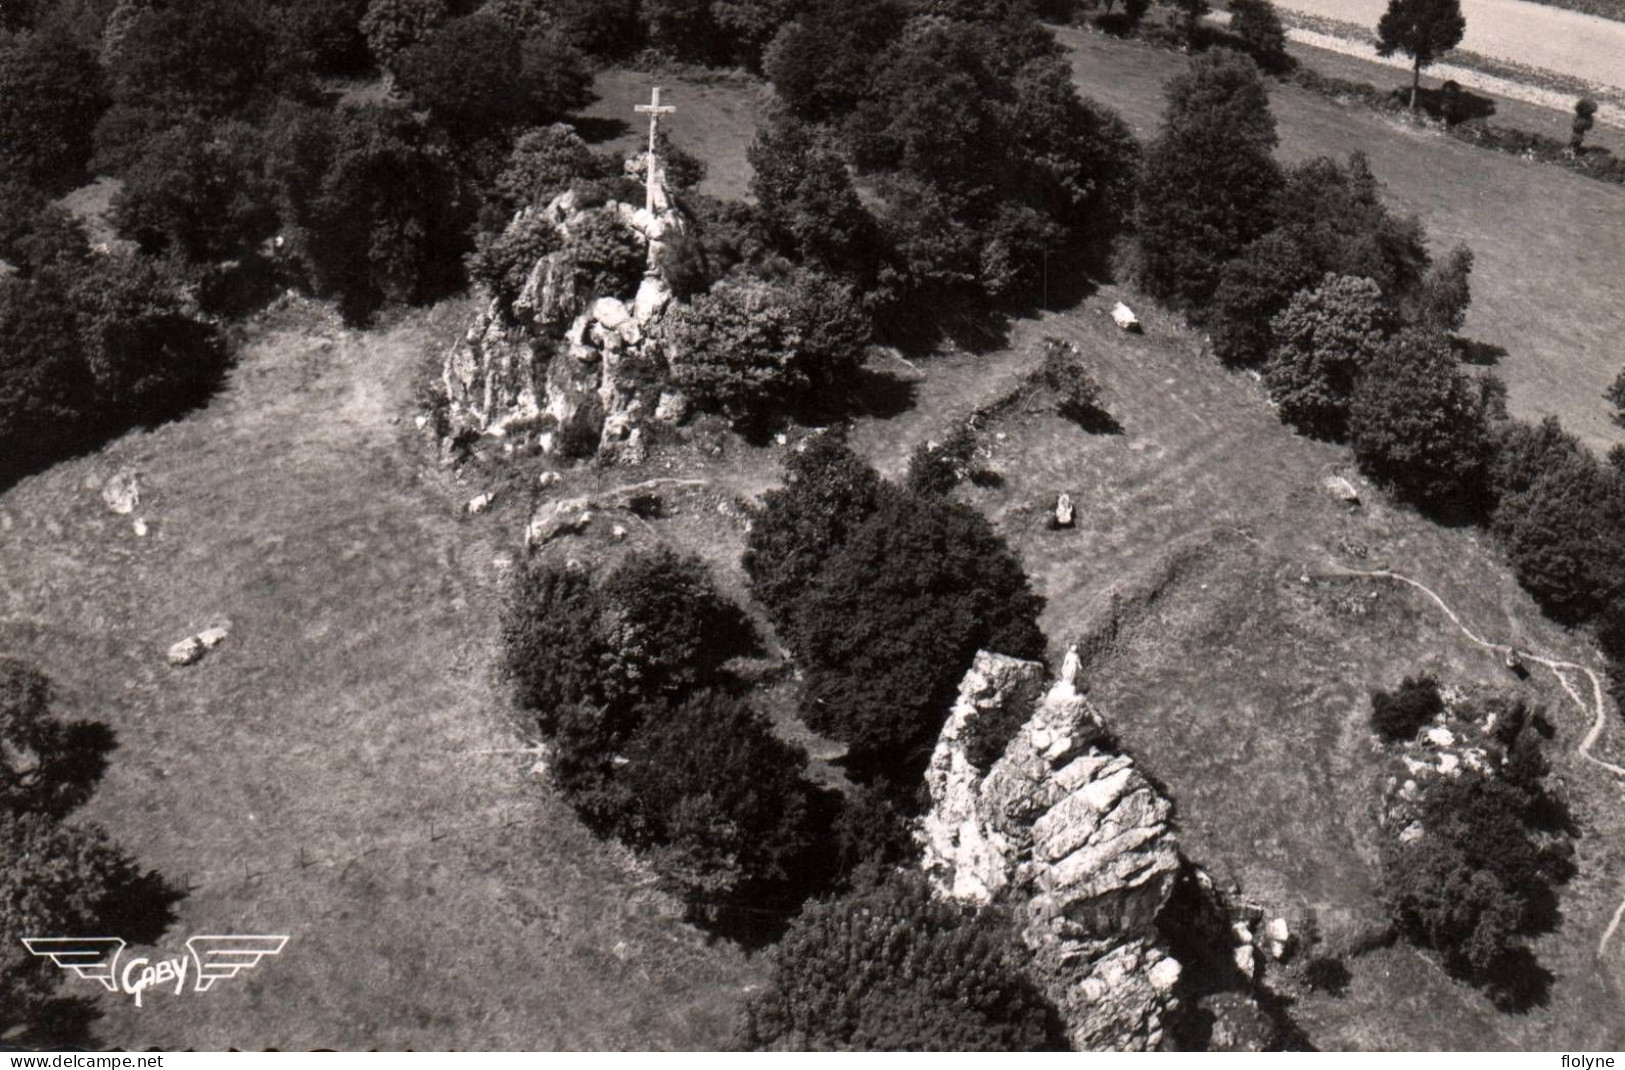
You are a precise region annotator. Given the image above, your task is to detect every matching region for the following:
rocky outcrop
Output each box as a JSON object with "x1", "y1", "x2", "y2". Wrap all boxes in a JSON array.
[
  {"x1": 440, "y1": 155, "x2": 686, "y2": 465},
  {"x1": 919, "y1": 652, "x2": 1184, "y2": 1051}
]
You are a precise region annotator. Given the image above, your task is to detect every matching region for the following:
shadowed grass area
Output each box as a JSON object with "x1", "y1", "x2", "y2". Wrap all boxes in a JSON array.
[{"x1": 0, "y1": 298, "x2": 756, "y2": 1050}]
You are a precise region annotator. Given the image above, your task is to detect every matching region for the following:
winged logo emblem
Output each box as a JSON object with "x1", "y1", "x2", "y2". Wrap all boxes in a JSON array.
[
  {"x1": 22, "y1": 934, "x2": 288, "y2": 1004},
  {"x1": 186, "y1": 935, "x2": 289, "y2": 991},
  {"x1": 19, "y1": 937, "x2": 127, "y2": 991}
]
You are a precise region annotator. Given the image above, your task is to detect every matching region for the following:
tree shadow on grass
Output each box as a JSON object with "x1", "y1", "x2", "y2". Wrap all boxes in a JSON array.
[
  {"x1": 1455, "y1": 337, "x2": 1507, "y2": 366},
  {"x1": 1480, "y1": 947, "x2": 1554, "y2": 1014},
  {"x1": 5, "y1": 994, "x2": 104, "y2": 1050},
  {"x1": 572, "y1": 116, "x2": 632, "y2": 146}
]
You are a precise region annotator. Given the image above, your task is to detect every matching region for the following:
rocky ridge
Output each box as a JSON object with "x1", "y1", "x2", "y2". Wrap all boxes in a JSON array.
[
  {"x1": 440, "y1": 154, "x2": 686, "y2": 465},
  {"x1": 918, "y1": 650, "x2": 1185, "y2": 1051}
]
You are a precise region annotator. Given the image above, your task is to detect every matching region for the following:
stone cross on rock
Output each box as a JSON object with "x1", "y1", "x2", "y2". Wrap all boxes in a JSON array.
[{"x1": 634, "y1": 86, "x2": 676, "y2": 215}]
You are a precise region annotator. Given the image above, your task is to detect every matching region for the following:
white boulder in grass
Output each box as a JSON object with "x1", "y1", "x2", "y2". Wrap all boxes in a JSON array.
[
  {"x1": 102, "y1": 471, "x2": 141, "y2": 515},
  {"x1": 167, "y1": 622, "x2": 231, "y2": 667},
  {"x1": 1111, "y1": 302, "x2": 1141, "y2": 332}
]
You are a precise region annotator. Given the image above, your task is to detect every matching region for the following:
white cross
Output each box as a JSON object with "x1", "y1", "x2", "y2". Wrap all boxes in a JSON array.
[{"x1": 634, "y1": 87, "x2": 676, "y2": 214}]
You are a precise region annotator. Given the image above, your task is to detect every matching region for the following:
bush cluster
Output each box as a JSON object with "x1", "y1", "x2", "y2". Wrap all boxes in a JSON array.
[
  {"x1": 664, "y1": 270, "x2": 870, "y2": 427},
  {"x1": 753, "y1": 0, "x2": 1138, "y2": 335},
  {"x1": 745, "y1": 437, "x2": 1045, "y2": 786},
  {"x1": 1369, "y1": 674, "x2": 1443, "y2": 740},
  {"x1": 1380, "y1": 703, "x2": 1572, "y2": 1004},
  {"x1": 738, "y1": 870, "x2": 1065, "y2": 1051},
  {"x1": 502, "y1": 548, "x2": 834, "y2": 919}
]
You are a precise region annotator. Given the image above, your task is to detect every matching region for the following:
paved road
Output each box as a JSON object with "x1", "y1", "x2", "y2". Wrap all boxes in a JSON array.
[{"x1": 1275, "y1": 0, "x2": 1625, "y2": 92}]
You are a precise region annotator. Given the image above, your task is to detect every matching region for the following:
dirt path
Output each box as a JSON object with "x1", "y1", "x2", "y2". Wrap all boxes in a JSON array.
[
  {"x1": 1271, "y1": 0, "x2": 1625, "y2": 92},
  {"x1": 1325, "y1": 563, "x2": 1625, "y2": 958}
]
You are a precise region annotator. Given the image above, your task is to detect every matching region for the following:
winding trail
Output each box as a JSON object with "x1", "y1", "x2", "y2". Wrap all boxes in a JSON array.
[{"x1": 1325, "y1": 564, "x2": 1625, "y2": 959}]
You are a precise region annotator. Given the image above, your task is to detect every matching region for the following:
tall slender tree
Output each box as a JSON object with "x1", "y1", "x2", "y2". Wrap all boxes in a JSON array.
[{"x1": 1375, "y1": 0, "x2": 1466, "y2": 110}]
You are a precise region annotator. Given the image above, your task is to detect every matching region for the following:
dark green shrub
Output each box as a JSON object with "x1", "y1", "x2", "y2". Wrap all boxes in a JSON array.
[
  {"x1": 494, "y1": 124, "x2": 614, "y2": 215},
  {"x1": 501, "y1": 563, "x2": 604, "y2": 733},
  {"x1": 1229, "y1": 0, "x2": 1288, "y2": 70},
  {"x1": 0, "y1": 29, "x2": 106, "y2": 194},
  {"x1": 738, "y1": 870, "x2": 1064, "y2": 1051},
  {"x1": 795, "y1": 488, "x2": 1045, "y2": 781},
  {"x1": 1369, "y1": 674, "x2": 1442, "y2": 740},
  {"x1": 1264, "y1": 273, "x2": 1389, "y2": 440},
  {"x1": 466, "y1": 212, "x2": 561, "y2": 317},
  {"x1": 1607, "y1": 366, "x2": 1625, "y2": 427},
  {"x1": 743, "y1": 434, "x2": 885, "y2": 639},
  {"x1": 615, "y1": 690, "x2": 830, "y2": 914},
  {"x1": 1348, "y1": 329, "x2": 1494, "y2": 516},
  {"x1": 905, "y1": 425, "x2": 978, "y2": 498},
  {"x1": 1041, "y1": 340, "x2": 1107, "y2": 425}
]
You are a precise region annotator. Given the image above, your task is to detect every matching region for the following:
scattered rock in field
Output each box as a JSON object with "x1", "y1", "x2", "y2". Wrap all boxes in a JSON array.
[
  {"x1": 1398, "y1": 820, "x2": 1424, "y2": 844},
  {"x1": 537, "y1": 471, "x2": 560, "y2": 489},
  {"x1": 102, "y1": 471, "x2": 141, "y2": 515},
  {"x1": 1054, "y1": 493, "x2": 1075, "y2": 529},
  {"x1": 525, "y1": 496, "x2": 593, "y2": 548},
  {"x1": 1323, "y1": 474, "x2": 1361, "y2": 506},
  {"x1": 132, "y1": 517, "x2": 149, "y2": 538},
  {"x1": 611, "y1": 524, "x2": 628, "y2": 540},
  {"x1": 167, "y1": 622, "x2": 231, "y2": 667},
  {"x1": 466, "y1": 491, "x2": 497, "y2": 515},
  {"x1": 167, "y1": 637, "x2": 205, "y2": 667},
  {"x1": 414, "y1": 413, "x2": 430, "y2": 431},
  {"x1": 1424, "y1": 726, "x2": 1455, "y2": 748},
  {"x1": 1111, "y1": 301, "x2": 1141, "y2": 332},
  {"x1": 1232, "y1": 945, "x2": 1258, "y2": 980}
]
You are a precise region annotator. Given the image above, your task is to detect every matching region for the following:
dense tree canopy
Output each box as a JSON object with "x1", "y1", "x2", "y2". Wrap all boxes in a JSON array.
[
  {"x1": 1264, "y1": 273, "x2": 1391, "y2": 439},
  {"x1": 0, "y1": 29, "x2": 105, "y2": 193},
  {"x1": 1208, "y1": 152, "x2": 1427, "y2": 365},
  {"x1": 265, "y1": 103, "x2": 475, "y2": 322},
  {"x1": 394, "y1": 16, "x2": 590, "y2": 137},
  {"x1": 743, "y1": 435, "x2": 886, "y2": 639},
  {"x1": 1136, "y1": 49, "x2": 1282, "y2": 310},
  {"x1": 665, "y1": 271, "x2": 870, "y2": 426}
]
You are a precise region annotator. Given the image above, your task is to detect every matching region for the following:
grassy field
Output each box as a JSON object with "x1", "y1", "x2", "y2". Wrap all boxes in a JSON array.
[
  {"x1": 1519, "y1": 0, "x2": 1625, "y2": 20},
  {"x1": 845, "y1": 291, "x2": 1625, "y2": 1049},
  {"x1": 0, "y1": 299, "x2": 757, "y2": 1049}
]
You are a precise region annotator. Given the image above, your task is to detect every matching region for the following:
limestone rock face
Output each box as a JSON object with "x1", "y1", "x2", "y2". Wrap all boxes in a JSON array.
[
  {"x1": 920, "y1": 652, "x2": 1184, "y2": 1051},
  {"x1": 440, "y1": 176, "x2": 686, "y2": 464}
]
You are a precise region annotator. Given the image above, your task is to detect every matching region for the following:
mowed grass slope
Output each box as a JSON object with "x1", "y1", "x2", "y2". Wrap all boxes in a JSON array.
[
  {"x1": 858, "y1": 293, "x2": 1625, "y2": 1049},
  {"x1": 0, "y1": 300, "x2": 755, "y2": 1049}
]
